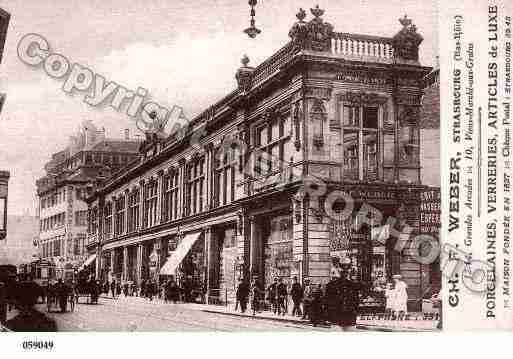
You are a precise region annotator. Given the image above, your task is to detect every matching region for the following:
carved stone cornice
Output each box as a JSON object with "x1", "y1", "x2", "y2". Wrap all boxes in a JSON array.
[
  {"x1": 304, "y1": 86, "x2": 332, "y2": 100},
  {"x1": 338, "y1": 91, "x2": 388, "y2": 105}
]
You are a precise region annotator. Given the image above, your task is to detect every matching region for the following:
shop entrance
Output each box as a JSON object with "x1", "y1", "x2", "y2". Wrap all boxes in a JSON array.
[{"x1": 252, "y1": 211, "x2": 294, "y2": 290}]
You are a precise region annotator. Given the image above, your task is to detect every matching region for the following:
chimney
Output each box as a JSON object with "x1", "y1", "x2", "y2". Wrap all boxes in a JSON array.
[{"x1": 124, "y1": 129, "x2": 130, "y2": 140}]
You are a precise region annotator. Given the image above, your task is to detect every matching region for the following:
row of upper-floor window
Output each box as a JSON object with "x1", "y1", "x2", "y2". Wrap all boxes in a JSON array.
[
  {"x1": 40, "y1": 188, "x2": 66, "y2": 209},
  {"x1": 40, "y1": 212, "x2": 66, "y2": 232},
  {"x1": 40, "y1": 187, "x2": 88, "y2": 210},
  {"x1": 87, "y1": 103, "x2": 420, "y2": 236},
  {"x1": 63, "y1": 152, "x2": 136, "y2": 171},
  {"x1": 40, "y1": 235, "x2": 65, "y2": 258}
]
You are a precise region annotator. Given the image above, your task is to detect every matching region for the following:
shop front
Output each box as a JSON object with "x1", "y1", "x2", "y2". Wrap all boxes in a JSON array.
[
  {"x1": 160, "y1": 231, "x2": 205, "y2": 302},
  {"x1": 249, "y1": 210, "x2": 295, "y2": 291},
  {"x1": 326, "y1": 185, "x2": 435, "y2": 313}
]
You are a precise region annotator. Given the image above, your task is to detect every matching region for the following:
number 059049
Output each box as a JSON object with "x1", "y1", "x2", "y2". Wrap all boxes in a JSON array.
[{"x1": 22, "y1": 341, "x2": 54, "y2": 350}]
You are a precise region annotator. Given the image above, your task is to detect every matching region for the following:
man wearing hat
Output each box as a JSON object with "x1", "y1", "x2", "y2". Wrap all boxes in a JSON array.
[{"x1": 336, "y1": 261, "x2": 362, "y2": 330}]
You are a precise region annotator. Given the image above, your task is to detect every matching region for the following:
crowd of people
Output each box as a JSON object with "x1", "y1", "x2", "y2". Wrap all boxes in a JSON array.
[
  {"x1": 99, "y1": 276, "x2": 199, "y2": 304},
  {"x1": 235, "y1": 271, "x2": 410, "y2": 329}
]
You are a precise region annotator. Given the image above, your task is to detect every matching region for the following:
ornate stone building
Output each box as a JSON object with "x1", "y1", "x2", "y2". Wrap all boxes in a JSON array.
[{"x1": 86, "y1": 7, "x2": 437, "y2": 310}]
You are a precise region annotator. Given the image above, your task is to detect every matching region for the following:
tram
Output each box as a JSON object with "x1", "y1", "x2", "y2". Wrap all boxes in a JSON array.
[{"x1": 18, "y1": 259, "x2": 56, "y2": 287}]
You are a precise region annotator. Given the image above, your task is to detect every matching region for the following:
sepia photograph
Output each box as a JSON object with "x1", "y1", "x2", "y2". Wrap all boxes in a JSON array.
[{"x1": 0, "y1": 0, "x2": 441, "y2": 334}]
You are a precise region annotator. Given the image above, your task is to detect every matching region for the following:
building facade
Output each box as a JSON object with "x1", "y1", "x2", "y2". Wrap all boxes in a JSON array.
[
  {"x1": 87, "y1": 7, "x2": 438, "y2": 310},
  {"x1": 36, "y1": 121, "x2": 140, "y2": 280}
]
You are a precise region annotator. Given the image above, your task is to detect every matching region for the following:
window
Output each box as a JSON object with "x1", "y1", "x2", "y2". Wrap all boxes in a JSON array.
[
  {"x1": 186, "y1": 157, "x2": 205, "y2": 215},
  {"x1": 89, "y1": 207, "x2": 98, "y2": 235},
  {"x1": 115, "y1": 195, "x2": 126, "y2": 235},
  {"x1": 162, "y1": 170, "x2": 180, "y2": 221},
  {"x1": 252, "y1": 115, "x2": 290, "y2": 177},
  {"x1": 214, "y1": 148, "x2": 236, "y2": 207},
  {"x1": 76, "y1": 188, "x2": 83, "y2": 200},
  {"x1": 127, "y1": 189, "x2": 140, "y2": 233},
  {"x1": 53, "y1": 238, "x2": 61, "y2": 257},
  {"x1": 73, "y1": 236, "x2": 80, "y2": 255},
  {"x1": 75, "y1": 210, "x2": 87, "y2": 226},
  {"x1": 342, "y1": 104, "x2": 380, "y2": 180},
  {"x1": 104, "y1": 202, "x2": 113, "y2": 237},
  {"x1": 144, "y1": 180, "x2": 158, "y2": 227}
]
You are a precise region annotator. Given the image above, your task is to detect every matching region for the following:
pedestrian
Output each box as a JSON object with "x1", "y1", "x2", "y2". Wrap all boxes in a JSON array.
[
  {"x1": 56, "y1": 279, "x2": 68, "y2": 313},
  {"x1": 277, "y1": 278, "x2": 287, "y2": 315},
  {"x1": 267, "y1": 278, "x2": 279, "y2": 314},
  {"x1": 250, "y1": 279, "x2": 261, "y2": 316},
  {"x1": 146, "y1": 280, "x2": 154, "y2": 301},
  {"x1": 384, "y1": 282, "x2": 395, "y2": 316},
  {"x1": 310, "y1": 283, "x2": 323, "y2": 326},
  {"x1": 290, "y1": 276, "x2": 303, "y2": 317},
  {"x1": 302, "y1": 279, "x2": 313, "y2": 320},
  {"x1": 123, "y1": 281, "x2": 129, "y2": 297},
  {"x1": 116, "y1": 281, "x2": 122, "y2": 297},
  {"x1": 392, "y1": 274, "x2": 408, "y2": 317},
  {"x1": 337, "y1": 270, "x2": 361, "y2": 331},
  {"x1": 140, "y1": 279, "x2": 146, "y2": 298},
  {"x1": 110, "y1": 279, "x2": 117, "y2": 299},
  {"x1": 93, "y1": 280, "x2": 100, "y2": 304},
  {"x1": 236, "y1": 278, "x2": 249, "y2": 313},
  {"x1": 325, "y1": 271, "x2": 340, "y2": 325},
  {"x1": 170, "y1": 278, "x2": 180, "y2": 303}
]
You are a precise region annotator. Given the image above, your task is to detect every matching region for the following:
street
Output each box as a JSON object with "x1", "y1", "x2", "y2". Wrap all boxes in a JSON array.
[{"x1": 33, "y1": 297, "x2": 337, "y2": 332}]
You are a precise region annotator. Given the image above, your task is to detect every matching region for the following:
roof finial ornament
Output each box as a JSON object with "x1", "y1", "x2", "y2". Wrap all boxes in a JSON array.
[
  {"x1": 399, "y1": 14, "x2": 412, "y2": 28},
  {"x1": 296, "y1": 8, "x2": 306, "y2": 21},
  {"x1": 310, "y1": 4, "x2": 324, "y2": 19},
  {"x1": 241, "y1": 54, "x2": 250, "y2": 67}
]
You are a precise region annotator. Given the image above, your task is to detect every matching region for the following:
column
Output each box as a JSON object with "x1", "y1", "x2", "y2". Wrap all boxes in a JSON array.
[
  {"x1": 109, "y1": 250, "x2": 115, "y2": 281},
  {"x1": 95, "y1": 245, "x2": 102, "y2": 280},
  {"x1": 305, "y1": 197, "x2": 331, "y2": 285},
  {"x1": 249, "y1": 216, "x2": 258, "y2": 280},
  {"x1": 136, "y1": 243, "x2": 143, "y2": 284},
  {"x1": 236, "y1": 209, "x2": 250, "y2": 280},
  {"x1": 122, "y1": 246, "x2": 128, "y2": 282},
  {"x1": 204, "y1": 226, "x2": 212, "y2": 302},
  {"x1": 157, "y1": 170, "x2": 164, "y2": 224},
  {"x1": 178, "y1": 159, "x2": 186, "y2": 218},
  {"x1": 139, "y1": 180, "x2": 146, "y2": 229},
  {"x1": 155, "y1": 239, "x2": 161, "y2": 281},
  {"x1": 124, "y1": 189, "x2": 129, "y2": 235},
  {"x1": 204, "y1": 144, "x2": 213, "y2": 210}
]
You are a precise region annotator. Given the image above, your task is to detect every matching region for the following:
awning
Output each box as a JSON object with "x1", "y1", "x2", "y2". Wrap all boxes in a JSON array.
[
  {"x1": 78, "y1": 254, "x2": 97, "y2": 271},
  {"x1": 160, "y1": 232, "x2": 202, "y2": 275}
]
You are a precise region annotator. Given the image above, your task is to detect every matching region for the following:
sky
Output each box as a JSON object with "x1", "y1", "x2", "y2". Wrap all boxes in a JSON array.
[{"x1": 0, "y1": 0, "x2": 437, "y2": 216}]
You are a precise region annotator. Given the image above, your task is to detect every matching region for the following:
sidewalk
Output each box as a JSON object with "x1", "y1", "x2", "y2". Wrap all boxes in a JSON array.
[{"x1": 103, "y1": 295, "x2": 439, "y2": 331}]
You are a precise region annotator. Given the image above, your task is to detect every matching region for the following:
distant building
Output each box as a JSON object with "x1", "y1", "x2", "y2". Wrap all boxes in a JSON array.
[{"x1": 35, "y1": 121, "x2": 141, "y2": 280}]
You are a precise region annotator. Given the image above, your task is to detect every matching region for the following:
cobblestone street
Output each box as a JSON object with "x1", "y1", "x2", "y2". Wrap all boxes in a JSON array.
[{"x1": 35, "y1": 297, "x2": 339, "y2": 332}]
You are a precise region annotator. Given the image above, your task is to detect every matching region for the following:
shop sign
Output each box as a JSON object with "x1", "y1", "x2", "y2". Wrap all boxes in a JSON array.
[
  {"x1": 348, "y1": 189, "x2": 397, "y2": 202},
  {"x1": 420, "y1": 188, "x2": 441, "y2": 237},
  {"x1": 149, "y1": 250, "x2": 158, "y2": 269}
]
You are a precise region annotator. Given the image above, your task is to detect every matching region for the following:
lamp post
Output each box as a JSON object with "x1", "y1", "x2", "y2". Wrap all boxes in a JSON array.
[{"x1": 0, "y1": 170, "x2": 9, "y2": 241}]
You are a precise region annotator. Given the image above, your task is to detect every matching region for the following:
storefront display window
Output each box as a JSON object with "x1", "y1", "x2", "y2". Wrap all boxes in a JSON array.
[{"x1": 264, "y1": 215, "x2": 293, "y2": 286}]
